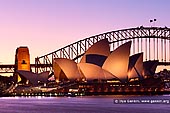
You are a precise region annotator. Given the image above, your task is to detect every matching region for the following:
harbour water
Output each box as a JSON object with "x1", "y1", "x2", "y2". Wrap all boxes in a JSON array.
[{"x1": 0, "y1": 95, "x2": 170, "y2": 113}]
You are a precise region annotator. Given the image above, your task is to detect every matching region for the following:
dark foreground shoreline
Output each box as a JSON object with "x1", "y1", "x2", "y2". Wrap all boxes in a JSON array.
[
  {"x1": 1, "y1": 91, "x2": 170, "y2": 97},
  {"x1": 85, "y1": 91, "x2": 170, "y2": 96}
]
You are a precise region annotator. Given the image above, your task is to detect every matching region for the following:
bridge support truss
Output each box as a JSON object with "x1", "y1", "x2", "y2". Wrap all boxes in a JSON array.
[{"x1": 35, "y1": 26, "x2": 170, "y2": 73}]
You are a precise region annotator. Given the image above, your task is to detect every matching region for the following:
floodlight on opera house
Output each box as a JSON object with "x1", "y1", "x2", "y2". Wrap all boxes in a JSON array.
[{"x1": 52, "y1": 39, "x2": 158, "y2": 83}]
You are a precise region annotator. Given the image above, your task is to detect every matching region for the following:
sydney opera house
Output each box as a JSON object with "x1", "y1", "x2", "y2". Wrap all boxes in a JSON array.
[
  {"x1": 13, "y1": 39, "x2": 163, "y2": 95},
  {"x1": 52, "y1": 39, "x2": 157, "y2": 82}
]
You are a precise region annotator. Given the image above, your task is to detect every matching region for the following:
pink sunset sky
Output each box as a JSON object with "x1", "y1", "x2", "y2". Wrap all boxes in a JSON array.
[{"x1": 0, "y1": 0, "x2": 170, "y2": 64}]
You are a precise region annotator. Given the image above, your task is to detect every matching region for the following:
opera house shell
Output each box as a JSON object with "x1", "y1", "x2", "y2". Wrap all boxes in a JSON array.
[{"x1": 53, "y1": 39, "x2": 159, "y2": 83}]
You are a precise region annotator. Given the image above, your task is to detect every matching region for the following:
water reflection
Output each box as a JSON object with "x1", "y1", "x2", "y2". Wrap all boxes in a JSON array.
[{"x1": 0, "y1": 95, "x2": 169, "y2": 113}]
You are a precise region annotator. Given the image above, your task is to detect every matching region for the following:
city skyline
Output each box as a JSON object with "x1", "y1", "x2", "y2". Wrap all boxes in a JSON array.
[{"x1": 0, "y1": 0, "x2": 170, "y2": 65}]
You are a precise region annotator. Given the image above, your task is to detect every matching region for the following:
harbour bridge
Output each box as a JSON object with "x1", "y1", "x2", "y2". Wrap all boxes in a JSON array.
[{"x1": 1, "y1": 26, "x2": 170, "y2": 74}]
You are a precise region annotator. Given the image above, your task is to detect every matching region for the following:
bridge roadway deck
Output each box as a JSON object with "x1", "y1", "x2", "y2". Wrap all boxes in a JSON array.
[
  {"x1": 0, "y1": 64, "x2": 52, "y2": 73},
  {"x1": 0, "y1": 64, "x2": 52, "y2": 68},
  {"x1": 0, "y1": 62, "x2": 169, "y2": 68},
  {"x1": 0, "y1": 62, "x2": 169, "y2": 73}
]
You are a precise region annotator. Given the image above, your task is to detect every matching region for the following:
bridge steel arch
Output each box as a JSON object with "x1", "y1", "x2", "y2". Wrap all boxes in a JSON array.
[{"x1": 35, "y1": 26, "x2": 170, "y2": 73}]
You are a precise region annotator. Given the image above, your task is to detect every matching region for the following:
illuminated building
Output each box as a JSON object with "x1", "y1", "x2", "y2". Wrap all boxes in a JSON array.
[
  {"x1": 52, "y1": 39, "x2": 153, "y2": 83},
  {"x1": 14, "y1": 40, "x2": 159, "y2": 86},
  {"x1": 14, "y1": 47, "x2": 30, "y2": 83},
  {"x1": 15, "y1": 47, "x2": 30, "y2": 71},
  {"x1": 12, "y1": 39, "x2": 162, "y2": 95}
]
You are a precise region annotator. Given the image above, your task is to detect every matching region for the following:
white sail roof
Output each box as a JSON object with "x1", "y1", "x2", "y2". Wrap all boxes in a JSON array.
[
  {"x1": 102, "y1": 41, "x2": 131, "y2": 82},
  {"x1": 53, "y1": 58, "x2": 81, "y2": 82},
  {"x1": 80, "y1": 39, "x2": 110, "y2": 63},
  {"x1": 78, "y1": 63, "x2": 115, "y2": 80}
]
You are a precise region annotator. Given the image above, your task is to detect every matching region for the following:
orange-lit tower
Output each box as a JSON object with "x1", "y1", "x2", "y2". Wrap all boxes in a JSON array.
[{"x1": 14, "y1": 46, "x2": 30, "y2": 83}]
